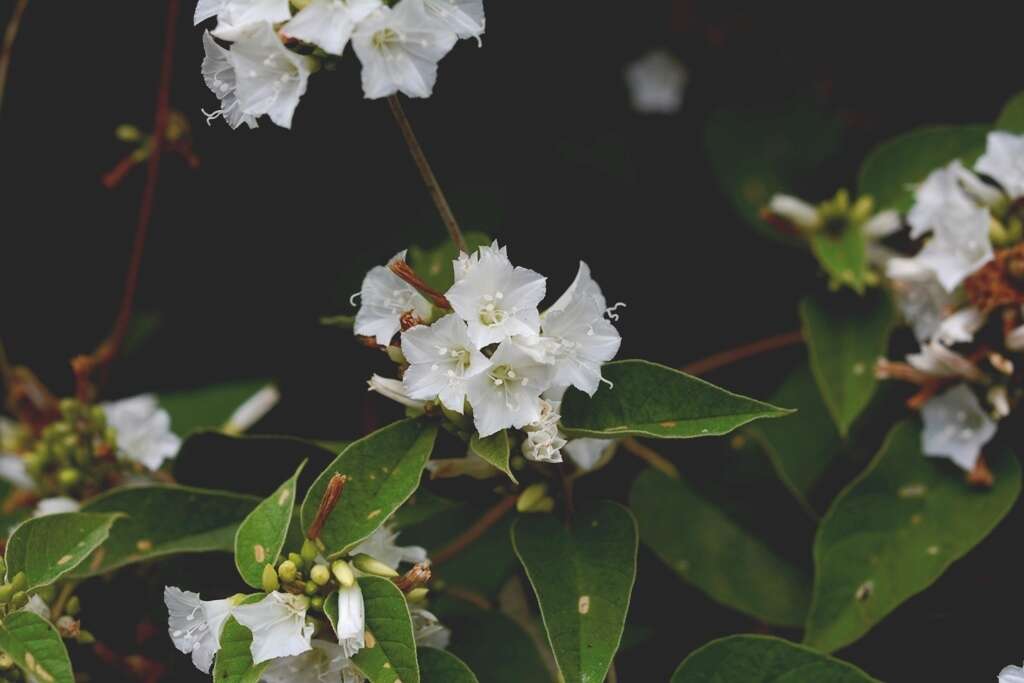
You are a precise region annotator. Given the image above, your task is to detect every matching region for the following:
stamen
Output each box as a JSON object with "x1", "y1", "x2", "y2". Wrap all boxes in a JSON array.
[{"x1": 605, "y1": 302, "x2": 627, "y2": 321}]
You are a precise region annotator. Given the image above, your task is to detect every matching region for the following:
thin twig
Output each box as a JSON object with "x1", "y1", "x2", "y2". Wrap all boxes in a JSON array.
[
  {"x1": 621, "y1": 438, "x2": 679, "y2": 479},
  {"x1": 0, "y1": 0, "x2": 29, "y2": 117},
  {"x1": 431, "y1": 494, "x2": 518, "y2": 566},
  {"x1": 386, "y1": 94, "x2": 467, "y2": 253},
  {"x1": 50, "y1": 581, "x2": 77, "y2": 621},
  {"x1": 681, "y1": 330, "x2": 804, "y2": 376}
]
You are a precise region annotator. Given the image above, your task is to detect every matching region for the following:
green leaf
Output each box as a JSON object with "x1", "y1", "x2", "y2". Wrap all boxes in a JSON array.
[
  {"x1": 511, "y1": 501, "x2": 637, "y2": 683},
  {"x1": 800, "y1": 291, "x2": 894, "y2": 437},
  {"x1": 857, "y1": 125, "x2": 989, "y2": 212},
  {"x1": 671, "y1": 634, "x2": 879, "y2": 682},
  {"x1": 235, "y1": 461, "x2": 305, "y2": 588},
  {"x1": 419, "y1": 647, "x2": 479, "y2": 683},
  {"x1": 630, "y1": 469, "x2": 811, "y2": 627},
  {"x1": 469, "y1": 430, "x2": 515, "y2": 482},
  {"x1": 560, "y1": 360, "x2": 792, "y2": 439},
  {"x1": 746, "y1": 363, "x2": 844, "y2": 509},
  {"x1": 159, "y1": 379, "x2": 274, "y2": 436},
  {"x1": 4, "y1": 512, "x2": 121, "y2": 590},
  {"x1": 810, "y1": 223, "x2": 867, "y2": 294},
  {"x1": 805, "y1": 420, "x2": 1021, "y2": 652},
  {"x1": 996, "y1": 91, "x2": 1024, "y2": 133},
  {"x1": 0, "y1": 611, "x2": 75, "y2": 683},
  {"x1": 300, "y1": 419, "x2": 437, "y2": 556},
  {"x1": 72, "y1": 485, "x2": 259, "y2": 577},
  {"x1": 351, "y1": 576, "x2": 420, "y2": 683},
  {"x1": 213, "y1": 596, "x2": 270, "y2": 683},
  {"x1": 391, "y1": 489, "x2": 458, "y2": 530},
  {"x1": 407, "y1": 232, "x2": 492, "y2": 292},
  {"x1": 436, "y1": 606, "x2": 553, "y2": 683}
]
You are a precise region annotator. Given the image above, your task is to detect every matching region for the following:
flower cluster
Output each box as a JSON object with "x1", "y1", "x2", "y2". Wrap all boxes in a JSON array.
[
  {"x1": 353, "y1": 242, "x2": 623, "y2": 468},
  {"x1": 166, "y1": 525, "x2": 444, "y2": 683},
  {"x1": 195, "y1": 0, "x2": 486, "y2": 130}
]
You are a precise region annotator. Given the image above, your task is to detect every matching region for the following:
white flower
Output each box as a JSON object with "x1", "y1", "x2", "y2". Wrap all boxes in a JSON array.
[
  {"x1": 368, "y1": 374, "x2": 427, "y2": 410},
  {"x1": 934, "y1": 306, "x2": 986, "y2": 346},
  {"x1": 921, "y1": 384, "x2": 997, "y2": 471},
  {"x1": 33, "y1": 498, "x2": 81, "y2": 517},
  {"x1": 419, "y1": 0, "x2": 485, "y2": 40},
  {"x1": 520, "y1": 399, "x2": 566, "y2": 464},
  {"x1": 349, "y1": 525, "x2": 427, "y2": 570},
  {"x1": 624, "y1": 50, "x2": 688, "y2": 115},
  {"x1": 202, "y1": 0, "x2": 292, "y2": 41},
  {"x1": 453, "y1": 241, "x2": 506, "y2": 283},
  {"x1": 401, "y1": 314, "x2": 490, "y2": 413},
  {"x1": 261, "y1": 639, "x2": 362, "y2": 683},
  {"x1": 1000, "y1": 664, "x2": 1024, "y2": 683},
  {"x1": 333, "y1": 584, "x2": 365, "y2": 658},
  {"x1": 164, "y1": 587, "x2": 233, "y2": 674},
  {"x1": 906, "y1": 341, "x2": 982, "y2": 381},
  {"x1": 0, "y1": 454, "x2": 34, "y2": 491},
  {"x1": 908, "y1": 161, "x2": 981, "y2": 239},
  {"x1": 22, "y1": 595, "x2": 50, "y2": 621},
  {"x1": 411, "y1": 607, "x2": 450, "y2": 649},
  {"x1": 446, "y1": 244, "x2": 546, "y2": 349},
  {"x1": 539, "y1": 262, "x2": 621, "y2": 397},
  {"x1": 352, "y1": 3, "x2": 458, "y2": 99},
  {"x1": 886, "y1": 257, "x2": 954, "y2": 343},
  {"x1": 201, "y1": 31, "x2": 259, "y2": 130},
  {"x1": 282, "y1": 0, "x2": 383, "y2": 56},
  {"x1": 231, "y1": 22, "x2": 314, "y2": 129},
  {"x1": 465, "y1": 340, "x2": 554, "y2": 437},
  {"x1": 233, "y1": 592, "x2": 315, "y2": 664},
  {"x1": 354, "y1": 252, "x2": 433, "y2": 346},
  {"x1": 563, "y1": 438, "x2": 616, "y2": 471},
  {"x1": 224, "y1": 384, "x2": 280, "y2": 435},
  {"x1": 103, "y1": 394, "x2": 181, "y2": 471},
  {"x1": 976, "y1": 131, "x2": 1024, "y2": 199}
]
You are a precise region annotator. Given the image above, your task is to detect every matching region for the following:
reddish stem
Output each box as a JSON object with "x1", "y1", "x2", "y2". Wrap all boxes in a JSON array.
[
  {"x1": 431, "y1": 494, "x2": 518, "y2": 566},
  {"x1": 681, "y1": 330, "x2": 805, "y2": 376},
  {"x1": 0, "y1": 0, "x2": 29, "y2": 117}
]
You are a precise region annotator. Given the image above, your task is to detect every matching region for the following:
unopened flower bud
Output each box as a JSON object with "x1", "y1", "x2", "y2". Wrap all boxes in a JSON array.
[
  {"x1": 532, "y1": 496, "x2": 555, "y2": 513},
  {"x1": 58, "y1": 468, "x2": 81, "y2": 488},
  {"x1": 10, "y1": 572, "x2": 27, "y2": 593},
  {"x1": 288, "y1": 552, "x2": 304, "y2": 569},
  {"x1": 115, "y1": 124, "x2": 143, "y2": 142},
  {"x1": 0, "y1": 584, "x2": 14, "y2": 604},
  {"x1": 406, "y1": 587, "x2": 429, "y2": 603},
  {"x1": 65, "y1": 595, "x2": 81, "y2": 617},
  {"x1": 301, "y1": 538, "x2": 319, "y2": 564},
  {"x1": 310, "y1": 595, "x2": 325, "y2": 611},
  {"x1": 331, "y1": 560, "x2": 355, "y2": 588},
  {"x1": 89, "y1": 405, "x2": 107, "y2": 430},
  {"x1": 351, "y1": 554, "x2": 399, "y2": 578},
  {"x1": 386, "y1": 345, "x2": 407, "y2": 365},
  {"x1": 304, "y1": 580, "x2": 319, "y2": 596},
  {"x1": 76, "y1": 629, "x2": 96, "y2": 645},
  {"x1": 767, "y1": 194, "x2": 822, "y2": 232},
  {"x1": 11, "y1": 591, "x2": 28, "y2": 609},
  {"x1": 0, "y1": 557, "x2": 6, "y2": 577},
  {"x1": 516, "y1": 483, "x2": 548, "y2": 513},
  {"x1": 278, "y1": 560, "x2": 298, "y2": 583},
  {"x1": 310, "y1": 564, "x2": 331, "y2": 586},
  {"x1": 849, "y1": 195, "x2": 875, "y2": 224},
  {"x1": 261, "y1": 564, "x2": 280, "y2": 592},
  {"x1": 59, "y1": 398, "x2": 79, "y2": 420}
]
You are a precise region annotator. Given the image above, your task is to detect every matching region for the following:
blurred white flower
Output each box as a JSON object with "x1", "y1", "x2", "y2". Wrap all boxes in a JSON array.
[
  {"x1": 465, "y1": 340, "x2": 553, "y2": 437},
  {"x1": 0, "y1": 454, "x2": 34, "y2": 491},
  {"x1": 908, "y1": 161, "x2": 981, "y2": 239},
  {"x1": 886, "y1": 257, "x2": 954, "y2": 343},
  {"x1": 563, "y1": 437, "x2": 616, "y2": 471},
  {"x1": 282, "y1": 0, "x2": 383, "y2": 56},
  {"x1": 921, "y1": 384, "x2": 997, "y2": 471},
  {"x1": 411, "y1": 607, "x2": 451, "y2": 649},
  {"x1": 164, "y1": 587, "x2": 233, "y2": 674},
  {"x1": 202, "y1": 0, "x2": 292, "y2": 41},
  {"x1": 976, "y1": 131, "x2": 1024, "y2": 199},
  {"x1": 1000, "y1": 664, "x2": 1024, "y2": 683},
  {"x1": 233, "y1": 592, "x2": 314, "y2": 664},
  {"x1": 201, "y1": 31, "x2": 259, "y2": 130},
  {"x1": 906, "y1": 341, "x2": 982, "y2": 381},
  {"x1": 33, "y1": 497, "x2": 81, "y2": 517},
  {"x1": 766, "y1": 194, "x2": 822, "y2": 232},
  {"x1": 349, "y1": 525, "x2": 427, "y2": 570},
  {"x1": 103, "y1": 394, "x2": 181, "y2": 472},
  {"x1": 261, "y1": 639, "x2": 362, "y2": 683},
  {"x1": 354, "y1": 252, "x2": 433, "y2": 346},
  {"x1": 402, "y1": 314, "x2": 490, "y2": 413},
  {"x1": 419, "y1": 0, "x2": 485, "y2": 40},
  {"x1": 520, "y1": 399, "x2": 566, "y2": 463},
  {"x1": 22, "y1": 594, "x2": 50, "y2": 621},
  {"x1": 334, "y1": 584, "x2": 365, "y2": 658},
  {"x1": 934, "y1": 306, "x2": 986, "y2": 346},
  {"x1": 231, "y1": 22, "x2": 315, "y2": 129},
  {"x1": 624, "y1": 50, "x2": 688, "y2": 115}
]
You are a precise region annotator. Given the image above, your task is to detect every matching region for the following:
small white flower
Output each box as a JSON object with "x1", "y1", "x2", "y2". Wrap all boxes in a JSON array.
[
  {"x1": 976, "y1": 131, "x2": 1024, "y2": 199},
  {"x1": 22, "y1": 595, "x2": 50, "y2": 621},
  {"x1": 1000, "y1": 664, "x2": 1024, "y2": 683},
  {"x1": 0, "y1": 454, "x2": 34, "y2": 491},
  {"x1": 934, "y1": 306, "x2": 986, "y2": 346},
  {"x1": 401, "y1": 314, "x2": 490, "y2": 413},
  {"x1": 354, "y1": 251, "x2": 433, "y2": 346},
  {"x1": 231, "y1": 22, "x2": 314, "y2": 129},
  {"x1": 201, "y1": 31, "x2": 259, "y2": 130},
  {"x1": 465, "y1": 340, "x2": 554, "y2": 437},
  {"x1": 520, "y1": 399, "x2": 566, "y2": 464},
  {"x1": 411, "y1": 607, "x2": 451, "y2": 650},
  {"x1": 223, "y1": 384, "x2": 280, "y2": 435},
  {"x1": 282, "y1": 0, "x2": 383, "y2": 56},
  {"x1": 33, "y1": 497, "x2": 81, "y2": 517},
  {"x1": 233, "y1": 592, "x2": 315, "y2": 664},
  {"x1": 164, "y1": 587, "x2": 233, "y2": 674},
  {"x1": 886, "y1": 257, "x2": 954, "y2": 343},
  {"x1": 103, "y1": 394, "x2": 181, "y2": 472},
  {"x1": 352, "y1": 3, "x2": 458, "y2": 99},
  {"x1": 261, "y1": 639, "x2": 363, "y2": 683},
  {"x1": 333, "y1": 584, "x2": 365, "y2": 658},
  {"x1": 349, "y1": 525, "x2": 427, "y2": 570},
  {"x1": 418, "y1": 0, "x2": 485, "y2": 40},
  {"x1": 624, "y1": 50, "x2": 688, "y2": 115},
  {"x1": 921, "y1": 384, "x2": 997, "y2": 471},
  {"x1": 563, "y1": 438, "x2": 616, "y2": 471},
  {"x1": 445, "y1": 244, "x2": 547, "y2": 349},
  {"x1": 368, "y1": 374, "x2": 427, "y2": 410},
  {"x1": 204, "y1": 0, "x2": 292, "y2": 41}
]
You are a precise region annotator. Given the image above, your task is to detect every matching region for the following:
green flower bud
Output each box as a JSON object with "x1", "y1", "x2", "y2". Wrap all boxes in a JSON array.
[
  {"x1": 76, "y1": 629, "x2": 96, "y2": 645},
  {"x1": 104, "y1": 426, "x2": 118, "y2": 446},
  {"x1": 304, "y1": 580, "x2": 319, "y2": 596},
  {"x1": 11, "y1": 591, "x2": 28, "y2": 609},
  {"x1": 532, "y1": 496, "x2": 555, "y2": 513},
  {"x1": 288, "y1": 552, "x2": 305, "y2": 569},
  {"x1": 261, "y1": 564, "x2": 280, "y2": 592},
  {"x1": 89, "y1": 405, "x2": 107, "y2": 431},
  {"x1": 516, "y1": 483, "x2": 547, "y2": 513},
  {"x1": 406, "y1": 587, "x2": 429, "y2": 603},
  {"x1": 114, "y1": 124, "x2": 142, "y2": 143},
  {"x1": 331, "y1": 560, "x2": 355, "y2": 588},
  {"x1": 59, "y1": 398, "x2": 79, "y2": 420},
  {"x1": 351, "y1": 554, "x2": 399, "y2": 578},
  {"x1": 0, "y1": 584, "x2": 14, "y2": 604},
  {"x1": 0, "y1": 557, "x2": 6, "y2": 577},
  {"x1": 310, "y1": 564, "x2": 331, "y2": 586},
  {"x1": 386, "y1": 345, "x2": 407, "y2": 365},
  {"x1": 58, "y1": 468, "x2": 81, "y2": 488},
  {"x1": 64, "y1": 595, "x2": 81, "y2": 617},
  {"x1": 300, "y1": 538, "x2": 319, "y2": 564},
  {"x1": 849, "y1": 195, "x2": 875, "y2": 224},
  {"x1": 310, "y1": 595, "x2": 325, "y2": 611},
  {"x1": 10, "y1": 572, "x2": 27, "y2": 593},
  {"x1": 278, "y1": 560, "x2": 298, "y2": 583}
]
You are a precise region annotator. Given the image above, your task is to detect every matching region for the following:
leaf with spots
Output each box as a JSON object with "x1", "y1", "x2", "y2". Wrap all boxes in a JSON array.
[
  {"x1": 159, "y1": 379, "x2": 275, "y2": 436},
  {"x1": 300, "y1": 419, "x2": 437, "y2": 556},
  {"x1": 71, "y1": 485, "x2": 259, "y2": 577},
  {"x1": 4, "y1": 512, "x2": 122, "y2": 590},
  {"x1": 212, "y1": 595, "x2": 269, "y2": 683},
  {"x1": 801, "y1": 291, "x2": 894, "y2": 437},
  {"x1": 0, "y1": 611, "x2": 75, "y2": 683},
  {"x1": 560, "y1": 360, "x2": 792, "y2": 440},
  {"x1": 671, "y1": 634, "x2": 879, "y2": 682},
  {"x1": 419, "y1": 647, "x2": 479, "y2": 683},
  {"x1": 350, "y1": 576, "x2": 420, "y2": 683},
  {"x1": 235, "y1": 460, "x2": 306, "y2": 588},
  {"x1": 470, "y1": 430, "x2": 515, "y2": 482},
  {"x1": 511, "y1": 501, "x2": 638, "y2": 683},
  {"x1": 805, "y1": 419, "x2": 1021, "y2": 652}
]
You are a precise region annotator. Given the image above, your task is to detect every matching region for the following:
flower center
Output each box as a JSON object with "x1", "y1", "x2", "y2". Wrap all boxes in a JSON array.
[
  {"x1": 478, "y1": 292, "x2": 507, "y2": 326},
  {"x1": 490, "y1": 364, "x2": 527, "y2": 388},
  {"x1": 372, "y1": 28, "x2": 399, "y2": 50}
]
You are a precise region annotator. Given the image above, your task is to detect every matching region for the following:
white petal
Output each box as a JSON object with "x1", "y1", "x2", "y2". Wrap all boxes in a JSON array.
[
  {"x1": 233, "y1": 592, "x2": 314, "y2": 664},
  {"x1": 349, "y1": 525, "x2": 427, "y2": 570},
  {"x1": 195, "y1": 0, "x2": 228, "y2": 25},
  {"x1": 368, "y1": 375, "x2": 427, "y2": 410},
  {"x1": 976, "y1": 131, "x2": 1024, "y2": 199},
  {"x1": 201, "y1": 31, "x2": 259, "y2": 130},
  {"x1": 1000, "y1": 665, "x2": 1024, "y2": 683},
  {"x1": 861, "y1": 209, "x2": 902, "y2": 238},
  {"x1": 546, "y1": 261, "x2": 608, "y2": 316},
  {"x1": 224, "y1": 384, "x2": 280, "y2": 434},
  {"x1": 282, "y1": 0, "x2": 383, "y2": 55},
  {"x1": 164, "y1": 587, "x2": 231, "y2": 674},
  {"x1": 563, "y1": 438, "x2": 616, "y2": 471},
  {"x1": 33, "y1": 498, "x2": 81, "y2": 517},
  {"x1": 261, "y1": 639, "x2": 358, "y2": 683},
  {"x1": 418, "y1": 0, "x2": 485, "y2": 39},
  {"x1": 914, "y1": 203, "x2": 993, "y2": 292},
  {"x1": 103, "y1": 394, "x2": 181, "y2": 471},
  {"x1": 410, "y1": 607, "x2": 451, "y2": 649},
  {"x1": 934, "y1": 306, "x2": 986, "y2": 346},
  {"x1": 230, "y1": 22, "x2": 312, "y2": 129},
  {"x1": 766, "y1": 194, "x2": 821, "y2": 231},
  {"x1": 354, "y1": 263, "x2": 431, "y2": 346},
  {"x1": 920, "y1": 384, "x2": 997, "y2": 471},
  {"x1": 22, "y1": 595, "x2": 50, "y2": 620},
  {"x1": 907, "y1": 161, "x2": 979, "y2": 239},
  {"x1": 334, "y1": 584, "x2": 365, "y2": 657}
]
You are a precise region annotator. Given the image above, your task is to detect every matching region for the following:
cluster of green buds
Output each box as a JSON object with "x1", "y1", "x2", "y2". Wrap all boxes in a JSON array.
[
  {"x1": 23, "y1": 399, "x2": 118, "y2": 498},
  {"x1": 0, "y1": 557, "x2": 91, "y2": 649}
]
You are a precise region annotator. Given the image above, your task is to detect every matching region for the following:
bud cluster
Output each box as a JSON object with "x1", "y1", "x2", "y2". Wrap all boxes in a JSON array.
[{"x1": 22, "y1": 399, "x2": 118, "y2": 499}]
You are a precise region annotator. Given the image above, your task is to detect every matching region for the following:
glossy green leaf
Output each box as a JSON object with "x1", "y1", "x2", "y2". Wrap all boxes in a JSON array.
[
  {"x1": 235, "y1": 461, "x2": 305, "y2": 588},
  {"x1": 300, "y1": 419, "x2": 437, "y2": 556},
  {"x1": 800, "y1": 291, "x2": 894, "y2": 436},
  {"x1": 671, "y1": 634, "x2": 879, "y2": 682},
  {"x1": 419, "y1": 647, "x2": 478, "y2": 683},
  {"x1": 995, "y1": 91, "x2": 1024, "y2": 132},
  {"x1": 391, "y1": 489, "x2": 458, "y2": 530},
  {"x1": 630, "y1": 469, "x2": 810, "y2": 627},
  {"x1": 437, "y1": 606, "x2": 553, "y2": 683},
  {"x1": 511, "y1": 501, "x2": 637, "y2": 683},
  {"x1": 810, "y1": 223, "x2": 867, "y2": 294},
  {"x1": 0, "y1": 611, "x2": 75, "y2": 683},
  {"x1": 805, "y1": 420, "x2": 1021, "y2": 652},
  {"x1": 159, "y1": 379, "x2": 274, "y2": 436},
  {"x1": 857, "y1": 125, "x2": 989, "y2": 212},
  {"x1": 469, "y1": 430, "x2": 515, "y2": 482},
  {"x1": 72, "y1": 485, "x2": 259, "y2": 577},
  {"x1": 5, "y1": 512, "x2": 121, "y2": 590},
  {"x1": 351, "y1": 576, "x2": 420, "y2": 683},
  {"x1": 407, "y1": 231, "x2": 492, "y2": 292},
  {"x1": 560, "y1": 360, "x2": 792, "y2": 439},
  {"x1": 213, "y1": 595, "x2": 269, "y2": 683}
]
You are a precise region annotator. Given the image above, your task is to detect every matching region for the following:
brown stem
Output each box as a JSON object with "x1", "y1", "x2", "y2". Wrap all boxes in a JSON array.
[
  {"x1": 50, "y1": 581, "x2": 77, "y2": 621},
  {"x1": 681, "y1": 330, "x2": 804, "y2": 376},
  {"x1": 0, "y1": 0, "x2": 28, "y2": 117},
  {"x1": 621, "y1": 438, "x2": 679, "y2": 479},
  {"x1": 431, "y1": 494, "x2": 518, "y2": 566},
  {"x1": 386, "y1": 95, "x2": 467, "y2": 253}
]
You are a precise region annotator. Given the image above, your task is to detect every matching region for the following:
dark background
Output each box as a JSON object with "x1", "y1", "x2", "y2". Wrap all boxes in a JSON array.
[{"x1": 2, "y1": 1, "x2": 1024, "y2": 680}]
